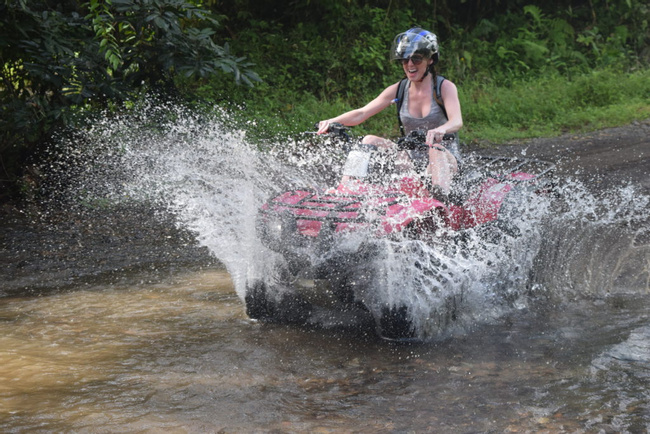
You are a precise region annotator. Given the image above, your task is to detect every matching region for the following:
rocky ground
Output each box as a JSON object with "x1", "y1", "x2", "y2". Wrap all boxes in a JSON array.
[{"x1": 1, "y1": 120, "x2": 648, "y2": 297}]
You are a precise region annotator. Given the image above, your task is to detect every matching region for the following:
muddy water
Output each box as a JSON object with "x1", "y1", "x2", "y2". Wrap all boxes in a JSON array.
[{"x1": 0, "y1": 266, "x2": 649, "y2": 432}]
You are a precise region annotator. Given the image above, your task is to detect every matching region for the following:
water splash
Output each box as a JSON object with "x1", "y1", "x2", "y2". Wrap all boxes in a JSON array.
[
  {"x1": 45, "y1": 102, "x2": 649, "y2": 339},
  {"x1": 530, "y1": 178, "x2": 650, "y2": 297}
]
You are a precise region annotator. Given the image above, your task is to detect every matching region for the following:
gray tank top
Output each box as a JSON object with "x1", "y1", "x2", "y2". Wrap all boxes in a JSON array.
[{"x1": 399, "y1": 80, "x2": 461, "y2": 162}]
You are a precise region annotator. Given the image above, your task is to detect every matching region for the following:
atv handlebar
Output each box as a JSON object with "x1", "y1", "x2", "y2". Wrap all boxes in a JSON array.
[
  {"x1": 314, "y1": 124, "x2": 451, "y2": 152},
  {"x1": 396, "y1": 130, "x2": 428, "y2": 151},
  {"x1": 396, "y1": 130, "x2": 456, "y2": 151},
  {"x1": 309, "y1": 122, "x2": 354, "y2": 151},
  {"x1": 326, "y1": 122, "x2": 349, "y2": 137},
  {"x1": 314, "y1": 122, "x2": 351, "y2": 142}
]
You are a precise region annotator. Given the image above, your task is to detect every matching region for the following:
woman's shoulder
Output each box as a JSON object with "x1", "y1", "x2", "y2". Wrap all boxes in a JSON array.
[
  {"x1": 439, "y1": 75, "x2": 456, "y2": 85},
  {"x1": 440, "y1": 77, "x2": 458, "y2": 91},
  {"x1": 386, "y1": 80, "x2": 403, "y2": 92}
]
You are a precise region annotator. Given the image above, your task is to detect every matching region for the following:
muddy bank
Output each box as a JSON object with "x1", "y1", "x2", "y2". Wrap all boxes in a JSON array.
[
  {"x1": 486, "y1": 118, "x2": 650, "y2": 192},
  {"x1": 1, "y1": 120, "x2": 648, "y2": 297},
  {"x1": 0, "y1": 205, "x2": 217, "y2": 297}
]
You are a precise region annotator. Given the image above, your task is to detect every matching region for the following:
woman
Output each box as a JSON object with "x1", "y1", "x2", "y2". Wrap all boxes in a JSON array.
[{"x1": 318, "y1": 28, "x2": 463, "y2": 196}]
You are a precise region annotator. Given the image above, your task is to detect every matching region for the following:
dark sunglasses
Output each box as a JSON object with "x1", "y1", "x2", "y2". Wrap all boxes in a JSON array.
[{"x1": 400, "y1": 55, "x2": 425, "y2": 65}]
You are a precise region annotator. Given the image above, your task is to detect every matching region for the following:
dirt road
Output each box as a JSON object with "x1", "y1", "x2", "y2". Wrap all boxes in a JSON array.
[{"x1": 488, "y1": 119, "x2": 650, "y2": 192}]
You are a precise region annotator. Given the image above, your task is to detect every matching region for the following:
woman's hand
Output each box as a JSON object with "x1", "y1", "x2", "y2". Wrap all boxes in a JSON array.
[
  {"x1": 426, "y1": 127, "x2": 447, "y2": 144},
  {"x1": 317, "y1": 120, "x2": 333, "y2": 135}
]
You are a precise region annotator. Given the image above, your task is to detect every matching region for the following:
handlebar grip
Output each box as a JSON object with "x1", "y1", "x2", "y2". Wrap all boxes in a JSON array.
[
  {"x1": 314, "y1": 121, "x2": 345, "y2": 132},
  {"x1": 313, "y1": 121, "x2": 350, "y2": 143},
  {"x1": 327, "y1": 122, "x2": 346, "y2": 134}
]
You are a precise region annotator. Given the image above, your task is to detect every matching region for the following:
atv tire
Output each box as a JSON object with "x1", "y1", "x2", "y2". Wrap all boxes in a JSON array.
[
  {"x1": 244, "y1": 280, "x2": 313, "y2": 325},
  {"x1": 378, "y1": 305, "x2": 416, "y2": 341}
]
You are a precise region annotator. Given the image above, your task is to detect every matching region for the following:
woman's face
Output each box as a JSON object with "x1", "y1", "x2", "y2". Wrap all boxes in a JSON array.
[{"x1": 401, "y1": 55, "x2": 433, "y2": 81}]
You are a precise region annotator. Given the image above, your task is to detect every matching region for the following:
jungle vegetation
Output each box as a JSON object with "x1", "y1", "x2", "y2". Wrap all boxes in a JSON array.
[{"x1": 1, "y1": 0, "x2": 649, "y2": 200}]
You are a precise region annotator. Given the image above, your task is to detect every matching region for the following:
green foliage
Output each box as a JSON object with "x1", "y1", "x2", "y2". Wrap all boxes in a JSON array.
[
  {"x1": 2, "y1": 0, "x2": 649, "y2": 201},
  {"x1": 197, "y1": 0, "x2": 649, "y2": 145},
  {"x1": 83, "y1": 0, "x2": 261, "y2": 90},
  {"x1": 0, "y1": 0, "x2": 259, "y2": 198}
]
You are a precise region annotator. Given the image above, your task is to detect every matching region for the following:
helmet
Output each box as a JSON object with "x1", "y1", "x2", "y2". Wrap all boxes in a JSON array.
[{"x1": 390, "y1": 28, "x2": 439, "y2": 63}]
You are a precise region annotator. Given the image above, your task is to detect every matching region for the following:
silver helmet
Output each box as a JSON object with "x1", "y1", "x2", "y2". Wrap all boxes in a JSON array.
[{"x1": 390, "y1": 28, "x2": 439, "y2": 63}]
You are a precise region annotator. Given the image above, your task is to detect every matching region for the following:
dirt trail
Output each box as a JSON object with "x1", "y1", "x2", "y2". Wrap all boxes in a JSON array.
[{"x1": 487, "y1": 119, "x2": 650, "y2": 192}]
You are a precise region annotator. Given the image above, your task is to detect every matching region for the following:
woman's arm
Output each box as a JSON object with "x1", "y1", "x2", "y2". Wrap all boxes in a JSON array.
[
  {"x1": 426, "y1": 79, "x2": 463, "y2": 143},
  {"x1": 317, "y1": 82, "x2": 400, "y2": 134}
]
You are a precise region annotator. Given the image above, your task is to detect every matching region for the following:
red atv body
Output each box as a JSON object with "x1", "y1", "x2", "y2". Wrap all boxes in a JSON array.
[{"x1": 260, "y1": 168, "x2": 541, "y2": 239}]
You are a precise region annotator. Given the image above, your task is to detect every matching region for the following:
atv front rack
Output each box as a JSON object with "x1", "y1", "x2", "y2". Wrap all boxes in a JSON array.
[{"x1": 260, "y1": 190, "x2": 403, "y2": 224}]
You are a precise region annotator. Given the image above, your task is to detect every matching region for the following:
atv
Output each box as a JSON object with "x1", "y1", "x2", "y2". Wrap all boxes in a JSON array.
[{"x1": 245, "y1": 124, "x2": 555, "y2": 341}]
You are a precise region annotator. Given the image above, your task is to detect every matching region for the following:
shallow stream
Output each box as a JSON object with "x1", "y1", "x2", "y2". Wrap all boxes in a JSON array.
[{"x1": 1, "y1": 268, "x2": 648, "y2": 432}]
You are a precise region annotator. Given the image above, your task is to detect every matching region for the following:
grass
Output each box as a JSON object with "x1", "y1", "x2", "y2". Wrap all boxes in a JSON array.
[
  {"x1": 222, "y1": 66, "x2": 650, "y2": 147},
  {"x1": 458, "y1": 68, "x2": 650, "y2": 144}
]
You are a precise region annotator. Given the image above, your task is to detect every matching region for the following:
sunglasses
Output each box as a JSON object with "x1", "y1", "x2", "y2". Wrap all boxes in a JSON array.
[{"x1": 400, "y1": 55, "x2": 425, "y2": 65}]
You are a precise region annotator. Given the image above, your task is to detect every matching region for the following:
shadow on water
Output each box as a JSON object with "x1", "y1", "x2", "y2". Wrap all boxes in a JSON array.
[{"x1": 1, "y1": 107, "x2": 648, "y2": 432}]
